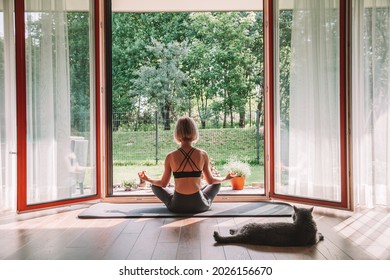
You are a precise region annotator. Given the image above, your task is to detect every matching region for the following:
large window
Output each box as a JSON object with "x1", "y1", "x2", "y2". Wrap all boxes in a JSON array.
[
  {"x1": 274, "y1": 0, "x2": 344, "y2": 203},
  {"x1": 5, "y1": 0, "x2": 378, "y2": 211}
]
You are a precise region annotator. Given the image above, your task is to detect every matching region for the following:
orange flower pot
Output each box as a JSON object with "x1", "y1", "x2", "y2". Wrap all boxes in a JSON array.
[{"x1": 230, "y1": 176, "x2": 246, "y2": 190}]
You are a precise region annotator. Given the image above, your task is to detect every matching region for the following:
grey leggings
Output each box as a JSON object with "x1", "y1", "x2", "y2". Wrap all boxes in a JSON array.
[{"x1": 151, "y1": 184, "x2": 221, "y2": 213}]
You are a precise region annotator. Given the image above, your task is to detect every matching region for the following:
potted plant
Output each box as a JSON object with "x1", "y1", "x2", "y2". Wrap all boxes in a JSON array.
[
  {"x1": 122, "y1": 179, "x2": 139, "y2": 191},
  {"x1": 223, "y1": 158, "x2": 251, "y2": 190}
]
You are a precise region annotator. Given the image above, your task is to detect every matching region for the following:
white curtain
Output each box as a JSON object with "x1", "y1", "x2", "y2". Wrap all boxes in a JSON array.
[
  {"x1": 25, "y1": 0, "x2": 72, "y2": 204},
  {"x1": 277, "y1": 0, "x2": 341, "y2": 201},
  {"x1": 353, "y1": 0, "x2": 390, "y2": 208},
  {"x1": 0, "y1": 0, "x2": 16, "y2": 211}
]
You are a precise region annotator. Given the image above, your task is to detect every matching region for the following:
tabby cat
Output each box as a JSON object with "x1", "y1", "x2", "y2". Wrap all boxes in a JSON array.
[{"x1": 213, "y1": 206, "x2": 324, "y2": 246}]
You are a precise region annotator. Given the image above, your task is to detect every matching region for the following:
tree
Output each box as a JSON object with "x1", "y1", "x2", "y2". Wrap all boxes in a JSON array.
[
  {"x1": 111, "y1": 13, "x2": 148, "y2": 122},
  {"x1": 278, "y1": 10, "x2": 293, "y2": 126},
  {"x1": 185, "y1": 12, "x2": 262, "y2": 128},
  {"x1": 183, "y1": 13, "x2": 217, "y2": 128},
  {"x1": 67, "y1": 12, "x2": 91, "y2": 133},
  {"x1": 130, "y1": 40, "x2": 188, "y2": 130},
  {"x1": 209, "y1": 12, "x2": 258, "y2": 128},
  {"x1": 111, "y1": 13, "x2": 192, "y2": 129},
  {"x1": 110, "y1": 11, "x2": 264, "y2": 130}
]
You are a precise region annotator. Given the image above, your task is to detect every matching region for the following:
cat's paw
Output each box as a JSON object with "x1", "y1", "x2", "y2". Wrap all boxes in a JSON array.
[
  {"x1": 213, "y1": 231, "x2": 221, "y2": 242},
  {"x1": 229, "y1": 229, "x2": 237, "y2": 235}
]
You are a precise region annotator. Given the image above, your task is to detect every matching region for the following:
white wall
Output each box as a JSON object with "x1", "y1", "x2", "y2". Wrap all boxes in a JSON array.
[{"x1": 112, "y1": 0, "x2": 263, "y2": 12}]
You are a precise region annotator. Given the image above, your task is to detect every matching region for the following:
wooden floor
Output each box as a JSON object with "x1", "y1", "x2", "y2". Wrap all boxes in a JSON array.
[{"x1": 0, "y1": 202, "x2": 389, "y2": 260}]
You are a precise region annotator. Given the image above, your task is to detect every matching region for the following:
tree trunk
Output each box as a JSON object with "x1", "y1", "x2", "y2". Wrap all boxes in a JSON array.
[
  {"x1": 162, "y1": 104, "x2": 171, "y2": 130},
  {"x1": 230, "y1": 108, "x2": 234, "y2": 128},
  {"x1": 239, "y1": 108, "x2": 245, "y2": 128},
  {"x1": 257, "y1": 94, "x2": 264, "y2": 127},
  {"x1": 135, "y1": 96, "x2": 141, "y2": 131},
  {"x1": 249, "y1": 96, "x2": 252, "y2": 127},
  {"x1": 188, "y1": 97, "x2": 192, "y2": 117},
  {"x1": 223, "y1": 110, "x2": 227, "y2": 128}
]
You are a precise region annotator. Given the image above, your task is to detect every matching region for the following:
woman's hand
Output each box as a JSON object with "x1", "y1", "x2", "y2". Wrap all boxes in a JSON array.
[
  {"x1": 138, "y1": 171, "x2": 150, "y2": 182},
  {"x1": 137, "y1": 158, "x2": 171, "y2": 188},
  {"x1": 224, "y1": 171, "x2": 237, "y2": 181}
]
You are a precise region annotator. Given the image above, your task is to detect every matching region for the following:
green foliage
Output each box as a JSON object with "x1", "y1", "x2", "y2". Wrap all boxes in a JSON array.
[
  {"x1": 278, "y1": 10, "x2": 293, "y2": 126},
  {"x1": 65, "y1": 10, "x2": 290, "y2": 133},
  {"x1": 182, "y1": 12, "x2": 263, "y2": 128},
  {"x1": 130, "y1": 39, "x2": 188, "y2": 130},
  {"x1": 67, "y1": 12, "x2": 91, "y2": 133},
  {"x1": 110, "y1": 12, "x2": 264, "y2": 129}
]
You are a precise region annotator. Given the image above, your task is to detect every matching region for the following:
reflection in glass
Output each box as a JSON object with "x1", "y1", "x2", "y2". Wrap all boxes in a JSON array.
[
  {"x1": 25, "y1": 0, "x2": 96, "y2": 204},
  {"x1": 275, "y1": 0, "x2": 341, "y2": 202}
]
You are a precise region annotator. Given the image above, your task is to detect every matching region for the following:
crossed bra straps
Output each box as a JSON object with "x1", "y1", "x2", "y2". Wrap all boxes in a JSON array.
[{"x1": 172, "y1": 147, "x2": 203, "y2": 178}]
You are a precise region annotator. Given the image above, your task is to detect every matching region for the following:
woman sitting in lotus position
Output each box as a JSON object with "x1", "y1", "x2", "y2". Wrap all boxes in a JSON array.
[{"x1": 138, "y1": 116, "x2": 235, "y2": 213}]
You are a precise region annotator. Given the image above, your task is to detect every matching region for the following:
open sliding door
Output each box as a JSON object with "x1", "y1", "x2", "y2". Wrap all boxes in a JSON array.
[
  {"x1": 105, "y1": 0, "x2": 266, "y2": 201},
  {"x1": 269, "y1": 0, "x2": 349, "y2": 208},
  {"x1": 16, "y1": 0, "x2": 101, "y2": 212}
]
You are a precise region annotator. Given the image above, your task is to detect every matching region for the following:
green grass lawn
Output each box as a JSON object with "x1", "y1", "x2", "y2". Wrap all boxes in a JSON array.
[
  {"x1": 113, "y1": 164, "x2": 264, "y2": 187},
  {"x1": 113, "y1": 127, "x2": 264, "y2": 166},
  {"x1": 112, "y1": 127, "x2": 265, "y2": 188}
]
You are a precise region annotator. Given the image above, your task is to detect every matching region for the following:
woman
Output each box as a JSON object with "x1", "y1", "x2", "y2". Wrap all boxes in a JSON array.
[{"x1": 138, "y1": 116, "x2": 235, "y2": 213}]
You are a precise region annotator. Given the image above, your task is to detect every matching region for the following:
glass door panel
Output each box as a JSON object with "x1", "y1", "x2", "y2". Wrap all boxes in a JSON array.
[
  {"x1": 0, "y1": 0, "x2": 16, "y2": 211},
  {"x1": 352, "y1": 0, "x2": 390, "y2": 207},
  {"x1": 24, "y1": 0, "x2": 97, "y2": 205},
  {"x1": 274, "y1": 0, "x2": 344, "y2": 203}
]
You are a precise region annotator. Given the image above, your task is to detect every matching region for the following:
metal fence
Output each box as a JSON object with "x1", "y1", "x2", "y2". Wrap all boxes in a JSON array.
[{"x1": 112, "y1": 111, "x2": 264, "y2": 166}]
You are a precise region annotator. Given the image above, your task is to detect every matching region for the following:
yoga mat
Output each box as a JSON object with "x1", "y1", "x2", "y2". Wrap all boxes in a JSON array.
[{"x1": 78, "y1": 201, "x2": 293, "y2": 218}]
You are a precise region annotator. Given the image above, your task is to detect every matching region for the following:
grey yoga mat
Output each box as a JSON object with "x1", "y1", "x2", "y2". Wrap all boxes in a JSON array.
[{"x1": 78, "y1": 201, "x2": 294, "y2": 219}]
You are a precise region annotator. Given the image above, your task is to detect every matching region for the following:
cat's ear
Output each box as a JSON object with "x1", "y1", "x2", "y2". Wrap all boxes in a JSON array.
[
  {"x1": 309, "y1": 207, "x2": 314, "y2": 212},
  {"x1": 293, "y1": 205, "x2": 298, "y2": 211}
]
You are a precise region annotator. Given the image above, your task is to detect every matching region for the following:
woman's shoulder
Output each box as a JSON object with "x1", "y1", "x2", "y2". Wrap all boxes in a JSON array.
[
  {"x1": 194, "y1": 147, "x2": 209, "y2": 157},
  {"x1": 166, "y1": 150, "x2": 177, "y2": 158},
  {"x1": 164, "y1": 151, "x2": 175, "y2": 161}
]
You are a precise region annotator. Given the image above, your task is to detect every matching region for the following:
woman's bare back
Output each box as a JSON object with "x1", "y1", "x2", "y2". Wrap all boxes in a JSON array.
[{"x1": 168, "y1": 147, "x2": 207, "y2": 194}]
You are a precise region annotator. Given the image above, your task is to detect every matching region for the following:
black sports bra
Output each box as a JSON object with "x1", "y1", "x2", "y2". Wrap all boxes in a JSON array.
[{"x1": 172, "y1": 147, "x2": 202, "y2": 178}]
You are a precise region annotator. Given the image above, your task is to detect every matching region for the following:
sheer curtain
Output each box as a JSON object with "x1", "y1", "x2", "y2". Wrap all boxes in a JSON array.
[
  {"x1": 25, "y1": 0, "x2": 71, "y2": 203},
  {"x1": 0, "y1": 0, "x2": 16, "y2": 211},
  {"x1": 353, "y1": 0, "x2": 390, "y2": 208},
  {"x1": 275, "y1": 0, "x2": 341, "y2": 201}
]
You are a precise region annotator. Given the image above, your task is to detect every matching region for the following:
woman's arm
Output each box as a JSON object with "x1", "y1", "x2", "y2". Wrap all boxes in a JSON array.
[
  {"x1": 202, "y1": 152, "x2": 235, "y2": 184},
  {"x1": 138, "y1": 155, "x2": 172, "y2": 187}
]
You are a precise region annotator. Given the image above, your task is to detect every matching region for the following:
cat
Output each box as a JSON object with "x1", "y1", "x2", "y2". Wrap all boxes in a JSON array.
[{"x1": 213, "y1": 206, "x2": 324, "y2": 246}]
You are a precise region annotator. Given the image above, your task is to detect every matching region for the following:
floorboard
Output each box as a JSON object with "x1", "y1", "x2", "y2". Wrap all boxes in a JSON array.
[
  {"x1": 103, "y1": 233, "x2": 139, "y2": 260},
  {"x1": 127, "y1": 218, "x2": 164, "y2": 260},
  {"x1": 176, "y1": 218, "x2": 202, "y2": 260},
  {"x1": 216, "y1": 218, "x2": 251, "y2": 260},
  {"x1": 0, "y1": 204, "x2": 388, "y2": 260},
  {"x1": 199, "y1": 218, "x2": 226, "y2": 260}
]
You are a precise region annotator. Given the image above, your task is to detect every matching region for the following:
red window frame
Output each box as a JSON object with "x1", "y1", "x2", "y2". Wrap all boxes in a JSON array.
[
  {"x1": 15, "y1": 0, "x2": 101, "y2": 212},
  {"x1": 265, "y1": 0, "x2": 350, "y2": 209}
]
